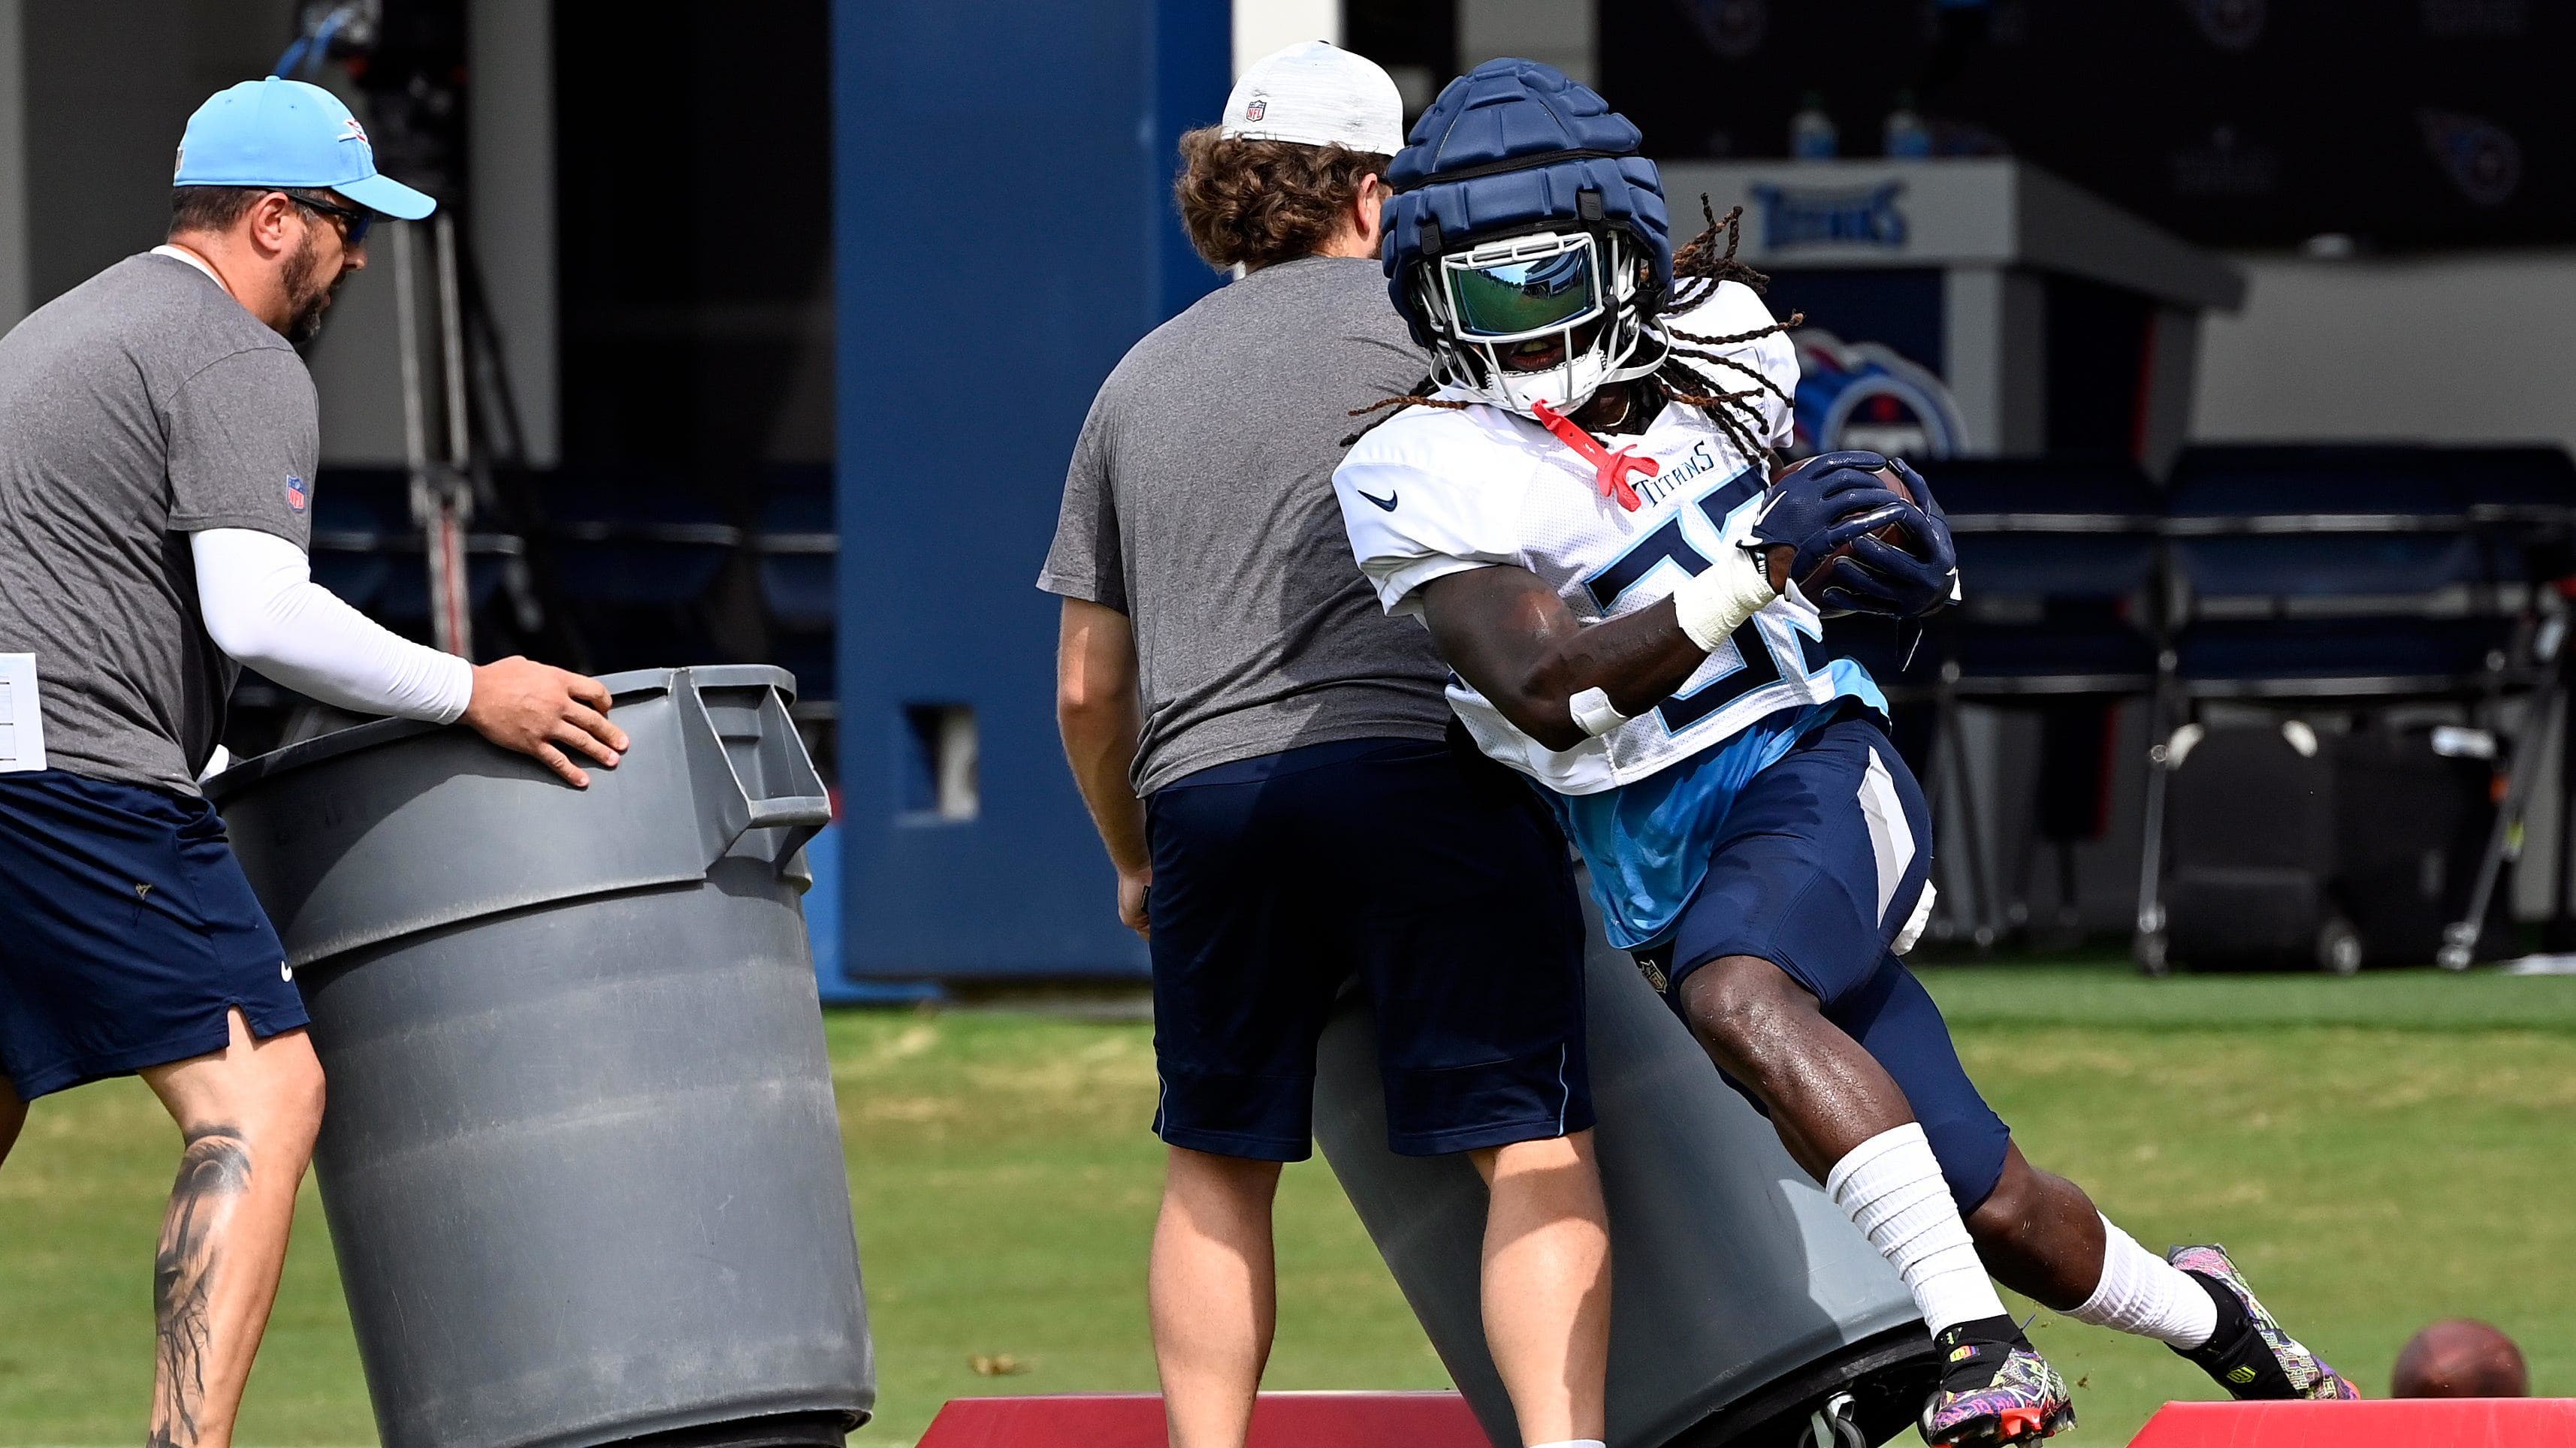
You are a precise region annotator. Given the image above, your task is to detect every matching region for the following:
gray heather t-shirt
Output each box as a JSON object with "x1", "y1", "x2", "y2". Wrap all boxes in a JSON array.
[
  {"x1": 1039, "y1": 255, "x2": 1451, "y2": 795},
  {"x1": 0, "y1": 252, "x2": 319, "y2": 795}
]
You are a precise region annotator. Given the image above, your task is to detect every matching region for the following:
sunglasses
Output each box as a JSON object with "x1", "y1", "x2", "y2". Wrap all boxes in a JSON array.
[{"x1": 284, "y1": 190, "x2": 373, "y2": 246}]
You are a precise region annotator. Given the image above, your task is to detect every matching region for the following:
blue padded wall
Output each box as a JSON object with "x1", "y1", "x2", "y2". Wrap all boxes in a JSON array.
[{"x1": 832, "y1": 0, "x2": 1227, "y2": 979}]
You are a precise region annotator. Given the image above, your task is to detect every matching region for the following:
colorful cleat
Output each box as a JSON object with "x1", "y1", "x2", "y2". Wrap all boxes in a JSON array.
[
  {"x1": 2167, "y1": 1244, "x2": 2362, "y2": 1401},
  {"x1": 1919, "y1": 1325, "x2": 2076, "y2": 1446}
]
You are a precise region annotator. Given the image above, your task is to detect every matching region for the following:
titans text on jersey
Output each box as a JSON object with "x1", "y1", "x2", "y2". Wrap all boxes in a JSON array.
[{"x1": 1334, "y1": 280, "x2": 1889, "y2": 948}]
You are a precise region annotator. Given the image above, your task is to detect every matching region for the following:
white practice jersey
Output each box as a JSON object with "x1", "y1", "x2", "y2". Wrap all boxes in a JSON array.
[{"x1": 1333, "y1": 280, "x2": 1886, "y2": 798}]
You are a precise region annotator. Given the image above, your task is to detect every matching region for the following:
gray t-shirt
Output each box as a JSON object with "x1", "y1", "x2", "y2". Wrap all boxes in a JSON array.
[
  {"x1": 0, "y1": 252, "x2": 319, "y2": 795},
  {"x1": 1040, "y1": 255, "x2": 1454, "y2": 795}
]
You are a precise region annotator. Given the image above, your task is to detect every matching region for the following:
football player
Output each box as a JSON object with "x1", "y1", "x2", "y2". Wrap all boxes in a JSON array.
[{"x1": 1334, "y1": 60, "x2": 2359, "y2": 1446}]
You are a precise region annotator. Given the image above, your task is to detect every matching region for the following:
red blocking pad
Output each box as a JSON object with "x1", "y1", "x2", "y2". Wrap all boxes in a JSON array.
[
  {"x1": 2128, "y1": 1398, "x2": 2576, "y2": 1446},
  {"x1": 915, "y1": 1392, "x2": 1492, "y2": 1448}
]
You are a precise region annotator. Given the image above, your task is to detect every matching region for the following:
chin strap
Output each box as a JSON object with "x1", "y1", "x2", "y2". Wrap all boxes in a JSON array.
[{"x1": 1530, "y1": 398, "x2": 1656, "y2": 511}]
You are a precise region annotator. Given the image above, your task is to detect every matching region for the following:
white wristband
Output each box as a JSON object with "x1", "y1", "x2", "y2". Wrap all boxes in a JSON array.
[
  {"x1": 1568, "y1": 686, "x2": 1629, "y2": 738},
  {"x1": 1671, "y1": 546, "x2": 1780, "y2": 650}
]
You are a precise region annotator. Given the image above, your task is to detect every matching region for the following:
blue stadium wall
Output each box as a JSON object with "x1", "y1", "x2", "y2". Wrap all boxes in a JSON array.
[{"x1": 832, "y1": 0, "x2": 1228, "y2": 980}]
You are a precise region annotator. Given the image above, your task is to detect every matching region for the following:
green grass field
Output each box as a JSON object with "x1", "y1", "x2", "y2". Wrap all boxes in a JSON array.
[{"x1": 2, "y1": 964, "x2": 2570, "y2": 1446}]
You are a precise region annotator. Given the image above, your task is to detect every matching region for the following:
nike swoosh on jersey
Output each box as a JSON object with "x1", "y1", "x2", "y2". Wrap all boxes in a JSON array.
[{"x1": 1356, "y1": 489, "x2": 1399, "y2": 511}]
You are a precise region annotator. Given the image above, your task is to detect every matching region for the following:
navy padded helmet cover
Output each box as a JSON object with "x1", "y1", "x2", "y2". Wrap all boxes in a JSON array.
[{"x1": 1382, "y1": 59, "x2": 1672, "y2": 347}]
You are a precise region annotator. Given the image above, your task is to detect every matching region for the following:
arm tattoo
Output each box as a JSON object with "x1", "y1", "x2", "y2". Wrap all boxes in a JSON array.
[{"x1": 149, "y1": 1125, "x2": 252, "y2": 1448}]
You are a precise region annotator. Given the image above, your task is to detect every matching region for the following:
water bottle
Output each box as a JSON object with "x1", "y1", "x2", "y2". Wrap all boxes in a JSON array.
[
  {"x1": 1790, "y1": 92, "x2": 1838, "y2": 161},
  {"x1": 1885, "y1": 90, "x2": 1931, "y2": 158}
]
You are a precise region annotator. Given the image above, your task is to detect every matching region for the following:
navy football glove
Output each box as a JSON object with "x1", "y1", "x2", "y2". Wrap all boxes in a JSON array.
[
  {"x1": 1807, "y1": 456, "x2": 1959, "y2": 618},
  {"x1": 1746, "y1": 451, "x2": 1911, "y2": 593}
]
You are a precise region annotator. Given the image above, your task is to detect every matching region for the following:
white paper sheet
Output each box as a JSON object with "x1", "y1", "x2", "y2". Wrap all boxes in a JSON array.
[{"x1": 0, "y1": 653, "x2": 47, "y2": 774}]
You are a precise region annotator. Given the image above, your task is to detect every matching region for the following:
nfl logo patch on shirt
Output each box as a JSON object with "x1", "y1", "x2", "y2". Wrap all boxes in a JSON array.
[{"x1": 285, "y1": 474, "x2": 309, "y2": 512}]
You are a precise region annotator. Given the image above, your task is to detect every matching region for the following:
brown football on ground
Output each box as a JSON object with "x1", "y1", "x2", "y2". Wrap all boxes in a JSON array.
[
  {"x1": 1762, "y1": 457, "x2": 1916, "y2": 599},
  {"x1": 2391, "y1": 1318, "x2": 2529, "y2": 1398}
]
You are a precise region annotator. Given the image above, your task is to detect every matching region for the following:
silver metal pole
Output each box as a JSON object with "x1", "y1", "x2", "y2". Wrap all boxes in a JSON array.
[
  {"x1": 2445, "y1": 686, "x2": 2559, "y2": 969},
  {"x1": 1938, "y1": 682, "x2": 1998, "y2": 952},
  {"x1": 392, "y1": 221, "x2": 428, "y2": 487},
  {"x1": 434, "y1": 213, "x2": 472, "y2": 473},
  {"x1": 415, "y1": 214, "x2": 472, "y2": 658},
  {"x1": 391, "y1": 219, "x2": 469, "y2": 653},
  {"x1": 2134, "y1": 680, "x2": 2176, "y2": 976}
]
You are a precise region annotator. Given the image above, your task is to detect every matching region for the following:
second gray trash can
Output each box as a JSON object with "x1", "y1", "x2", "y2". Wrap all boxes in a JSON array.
[
  {"x1": 208, "y1": 666, "x2": 871, "y2": 1448},
  {"x1": 1314, "y1": 870, "x2": 1937, "y2": 1448}
]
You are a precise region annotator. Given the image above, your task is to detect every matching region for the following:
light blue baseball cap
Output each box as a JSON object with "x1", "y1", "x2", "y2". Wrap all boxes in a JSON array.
[{"x1": 174, "y1": 76, "x2": 436, "y2": 220}]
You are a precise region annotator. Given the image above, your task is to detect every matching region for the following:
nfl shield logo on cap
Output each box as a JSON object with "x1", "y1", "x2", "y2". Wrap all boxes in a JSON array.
[{"x1": 1220, "y1": 42, "x2": 1404, "y2": 155}]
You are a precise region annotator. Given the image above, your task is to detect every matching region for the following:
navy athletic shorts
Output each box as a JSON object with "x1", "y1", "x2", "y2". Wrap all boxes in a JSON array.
[
  {"x1": 1655, "y1": 711, "x2": 2013, "y2": 1211},
  {"x1": 1146, "y1": 735, "x2": 1592, "y2": 1161},
  {"x1": 0, "y1": 769, "x2": 304, "y2": 1100}
]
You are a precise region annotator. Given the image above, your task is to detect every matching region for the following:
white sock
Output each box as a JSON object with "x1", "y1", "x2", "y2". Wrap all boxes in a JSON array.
[
  {"x1": 1528, "y1": 1440, "x2": 1605, "y2": 1448},
  {"x1": 1827, "y1": 1124, "x2": 2008, "y2": 1336},
  {"x1": 2063, "y1": 1215, "x2": 2218, "y2": 1348}
]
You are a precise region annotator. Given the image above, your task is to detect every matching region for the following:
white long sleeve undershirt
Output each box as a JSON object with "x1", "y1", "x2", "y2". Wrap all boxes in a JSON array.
[{"x1": 192, "y1": 528, "x2": 476, "y2": 725}]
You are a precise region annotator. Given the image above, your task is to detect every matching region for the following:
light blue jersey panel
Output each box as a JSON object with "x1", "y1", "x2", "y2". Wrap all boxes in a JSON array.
[{"x1": 1557, "y1": 659, "x2": 1890, "y2": 949}]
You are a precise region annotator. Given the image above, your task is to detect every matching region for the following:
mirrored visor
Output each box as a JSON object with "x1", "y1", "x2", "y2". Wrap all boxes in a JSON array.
[{"x1": 1443, "y1": 239, "x2": 1602, "y2": 340}]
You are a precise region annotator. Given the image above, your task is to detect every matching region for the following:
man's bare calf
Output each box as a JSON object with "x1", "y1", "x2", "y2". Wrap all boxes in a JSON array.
[{"x1": 135, "y1": 1009, "x2": 325, "y2": 1448}]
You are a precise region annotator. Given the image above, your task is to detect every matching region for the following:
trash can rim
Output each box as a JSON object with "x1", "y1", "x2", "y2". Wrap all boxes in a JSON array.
[{"x1": 204, "y1": 664, "x2": 797, "y2": 803}]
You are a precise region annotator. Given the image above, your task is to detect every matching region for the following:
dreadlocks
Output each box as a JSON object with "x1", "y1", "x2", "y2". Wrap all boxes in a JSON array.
[
  {"x1": 1649, "y1": 198, "x2": 1804, "y2": 472},
  {"x1": 1347, "y1": 197, "x2": 1803, "y2": 464}
]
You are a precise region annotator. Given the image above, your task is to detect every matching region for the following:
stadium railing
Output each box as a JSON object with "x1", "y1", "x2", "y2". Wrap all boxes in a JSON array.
[
  {"x1": 1915, "y1": 456, "x2": 2164, "y2": 950},
  {"x1": 754, "y1": 463, "x2": 839, "y2": 732},
  {"x1": 230, "y1": 467, "x2": 528, "y2": 750},
  {"x1": 225, "y1": 457, "x2": 849, "y2": 802},
  {"x1": 2134, "y1": 442, "x2": 2574, "y2": 971}
]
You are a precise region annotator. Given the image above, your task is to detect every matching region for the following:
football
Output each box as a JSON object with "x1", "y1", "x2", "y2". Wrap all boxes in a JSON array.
[
  {"x1": 1762, "y1": 457, "x2": 1919, "y2": 599},
  {"x1": 2391, "y1": 1318, "x2": 2529, "y2": 1398}
]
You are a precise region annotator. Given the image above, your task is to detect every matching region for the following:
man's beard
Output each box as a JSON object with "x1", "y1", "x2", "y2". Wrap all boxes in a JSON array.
[{"x1": 279, "y1": 234, "x2": 349, "y2": 345}]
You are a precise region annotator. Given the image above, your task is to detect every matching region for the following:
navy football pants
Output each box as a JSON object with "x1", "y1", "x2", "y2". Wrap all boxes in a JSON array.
[{"x1": 1657, "y1": 714, "x2": 2013, "y2": 1211}]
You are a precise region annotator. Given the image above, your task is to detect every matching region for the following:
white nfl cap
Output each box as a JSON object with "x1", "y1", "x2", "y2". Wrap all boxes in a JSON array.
[{"x1": 1221, "y1": 41, "x2": 1405, "y2": 156}]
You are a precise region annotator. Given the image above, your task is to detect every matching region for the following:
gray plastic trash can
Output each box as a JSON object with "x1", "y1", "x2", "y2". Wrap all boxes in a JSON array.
[
  {"x1": 207, "y1": 665, "x2": 871, "y2": 1448},
  {"x1": 1314, "y1": 871, "x2": 1936, "y2": 1448}
]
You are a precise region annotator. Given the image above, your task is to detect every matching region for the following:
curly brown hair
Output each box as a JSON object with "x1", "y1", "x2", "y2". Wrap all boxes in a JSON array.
[{"x1": 1174, "y1": 126, "x2": 1391, "y2": 273}]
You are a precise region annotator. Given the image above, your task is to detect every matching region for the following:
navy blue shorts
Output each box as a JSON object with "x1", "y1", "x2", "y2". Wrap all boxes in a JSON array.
[
  {"x1": 0, "y1": 769, "x2": 304, "y2": 1100},
  {"x1": 1146, "y1": 735, "x2": 1592, "y2": 1161},
  {"x1": 1656, "y1": 714, "x2": 2012, "y2": 1210}
]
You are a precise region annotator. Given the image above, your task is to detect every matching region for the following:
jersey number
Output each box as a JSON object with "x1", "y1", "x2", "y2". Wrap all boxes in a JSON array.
[{"x1": 1584, "y1": 469, "x2": 1790, "y2": 734}]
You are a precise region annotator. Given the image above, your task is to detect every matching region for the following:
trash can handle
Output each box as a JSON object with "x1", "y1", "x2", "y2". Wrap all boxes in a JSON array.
[
  {"x1": 743, "y1": 795, "x2": 833, "y2": 832},
  {"x1": 678, "y1": 671, "x2": 833, "y2": 874}
]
